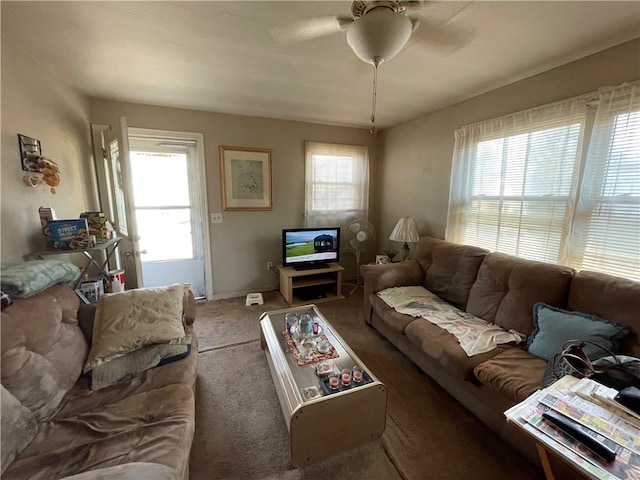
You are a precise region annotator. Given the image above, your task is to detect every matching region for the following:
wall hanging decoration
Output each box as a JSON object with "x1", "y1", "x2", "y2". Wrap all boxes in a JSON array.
[
  {"x1": 219, "y1": 145, "x2": 272, "y2": 210},
  {"x1": 18, "y1": 133, "x2": 61, "y2": 194}
]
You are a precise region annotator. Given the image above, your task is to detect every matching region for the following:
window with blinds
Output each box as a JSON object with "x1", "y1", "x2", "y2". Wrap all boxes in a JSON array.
[
  {"x1": 304, "y1": 142, "x2": 369, "y2": 227},
  {"x1": 465, "y1": 123, "x2": 582, "y2": 263},
  {"x1": 447, "y1": 81, "x2": 640, "y2": 281},
  {"x1": 569, "y1": 85, "x2": 640, "y2": 280}
]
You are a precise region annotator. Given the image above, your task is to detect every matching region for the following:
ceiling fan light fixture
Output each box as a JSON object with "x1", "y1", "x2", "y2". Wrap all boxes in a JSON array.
[{"x1": 346, "y1": 8, "x2": 413, "y2": 63}]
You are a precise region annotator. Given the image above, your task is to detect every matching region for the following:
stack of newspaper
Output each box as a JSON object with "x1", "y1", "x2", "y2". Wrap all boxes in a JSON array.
[{"x1": 505, "y1": 376, "x2": 640, "y2": 480}]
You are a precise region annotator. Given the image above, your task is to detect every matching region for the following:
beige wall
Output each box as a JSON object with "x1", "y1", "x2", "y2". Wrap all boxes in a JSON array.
[
  {"x1": 378, "y1": 38, "x2": 640, "y2": 255},
  {"x1": 89, "y1": 101, "x2": 380, "y2": 297},
  {"x1": 1, "y1": 40, "x2": 95, "y2": 263},
  {"x1": 4, "y1": 32, "x2": 636, "y2": 297}
]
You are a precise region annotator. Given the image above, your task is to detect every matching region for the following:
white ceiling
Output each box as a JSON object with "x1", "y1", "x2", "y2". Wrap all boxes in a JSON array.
[{"x1": 2, "y1": 1, "x2": 639, "y2": 130}]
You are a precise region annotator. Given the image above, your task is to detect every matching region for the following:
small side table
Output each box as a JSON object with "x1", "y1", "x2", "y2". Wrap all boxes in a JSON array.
[{"x1": 30, "y1": 238, "x2": 122, "y2": 299}]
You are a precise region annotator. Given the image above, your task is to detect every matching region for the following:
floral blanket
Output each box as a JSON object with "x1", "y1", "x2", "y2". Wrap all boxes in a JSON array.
[{"x1": 377, "y1": 286, "x2": 525, "y2": 357}]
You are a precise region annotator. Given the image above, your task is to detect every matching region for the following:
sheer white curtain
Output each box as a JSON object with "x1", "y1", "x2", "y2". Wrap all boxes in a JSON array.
[
  {"x1": 567, "y1": 82, "x2": 640, "y2": 280},
  {"x1": 446, "y1": 95, "x2": 590, "y2": 264},
  {"x1": 304, "y1": 142, "x2": 369, "y2": 227}
]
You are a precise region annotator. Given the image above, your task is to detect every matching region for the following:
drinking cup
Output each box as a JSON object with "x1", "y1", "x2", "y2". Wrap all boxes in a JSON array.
[
  {"x1": 284, "y1": 312, "x2": 299, "y2": 335},
  {"x1": 329, "y1": 373, "x2": 340, "y2": 390},
  {"x1": 341, "y1": 368, "x2": 351, "y2": 386},
  {"x1": 352, "y1": 366, "x2": 364, "y2": 383},
  {"x1": 299, "y1": 314, "x2": 313, "y2": 335}
]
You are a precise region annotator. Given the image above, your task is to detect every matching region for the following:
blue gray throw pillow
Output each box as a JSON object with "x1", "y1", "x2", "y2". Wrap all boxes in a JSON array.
[{"x1": 526, "y1": 302, "x2": 629, "y2": 361}]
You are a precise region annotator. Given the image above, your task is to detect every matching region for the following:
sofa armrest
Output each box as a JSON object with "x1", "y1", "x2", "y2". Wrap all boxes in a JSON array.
[
  {"x1": 360, "y1": 260, "x2": 424, "y2": 324},
  {"x1": 59, "y1": 462, "x2": 175, "y2": 480},
  {"x1": 184, "y1": 290, "x2": 196, "y2": 326},
  {"x1": 78, "y1": 303, "x2": 97, "y2": 344},
  {"x1": 361, "y1": 260, "x2": 424, "y2": 293}
]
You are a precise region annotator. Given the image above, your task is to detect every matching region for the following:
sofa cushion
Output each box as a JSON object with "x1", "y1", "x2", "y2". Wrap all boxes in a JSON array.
[
  {"x1": 1, "y1": 385, "x2": 37, "y2": 475},
  {"x1": 404, "y1": 318, "x2": 513, "y2": 380},
  {"x1": 369, "y1": 294, "x2": 419, "y2": 334},
  {"x1": 1, "y1": 284, "x2": 88, "y2": 420},
  {"x1": 568, "y1": 270, "x2": 640, "y2": 356},
  {"x1": 414, "y1": 237, "x2": 489, "y2": 310},
  {"x1": 90, "y1": 340, "x2": 191, "y2": 391},
  {"x1": 466, "y1": 252, "x2": 575, "y2": 336},
  {"x1": 526, "y1": 303, "x2": 629, "y2": 361},
  {"x1": 53, "y1": 331, "x2": 198, "y2": 420},
  {"x1": 84, "y1": 284, "x2": 190, "y2": 373},
  {"x1": 4, "y1": 383, "x2": 195, "y2": 480},
  {"x1": 378, "y1": 286, "x2": 526, "y2": 356},
  {"x1": 474, "y1": 348, "x2": 547, "y2": 403},
  {"x1": 58, "y1": 463, "x2": 176, "y2": 480}
]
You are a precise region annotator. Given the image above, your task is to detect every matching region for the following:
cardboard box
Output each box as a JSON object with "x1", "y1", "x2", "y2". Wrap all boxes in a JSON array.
[
  {"x1": 78, "y1": 278, "x2": 104, "y2": 304},
  {"x1": 80, "y1": 211, "x2": 108, "y2": 243},
  {"x1": 39, "y1": 206, "x2": 57, "y2": 250},
  {"x1": 48, "y1": 219, "x2": 89, "y2": 250}
]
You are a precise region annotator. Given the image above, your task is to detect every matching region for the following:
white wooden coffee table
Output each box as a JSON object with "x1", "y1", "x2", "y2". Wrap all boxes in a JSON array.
[{"x1": 259, "y1": 304, "x2": 387, "y2": 467}]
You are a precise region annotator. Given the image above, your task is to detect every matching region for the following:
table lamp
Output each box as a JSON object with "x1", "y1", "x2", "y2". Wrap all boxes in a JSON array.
[{"x1": 389, "y1": 217, "x2": 419, "y2": 261}]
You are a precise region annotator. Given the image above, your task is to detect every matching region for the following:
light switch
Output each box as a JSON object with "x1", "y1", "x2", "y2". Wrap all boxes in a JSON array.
[{"x1": 210, "y1": 213, "x2": 223, "y2": 224}]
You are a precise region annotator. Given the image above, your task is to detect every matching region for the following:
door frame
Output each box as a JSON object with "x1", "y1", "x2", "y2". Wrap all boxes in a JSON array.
[{"x1": 91, "y1": 124, "x2": 213, "y2": 300}]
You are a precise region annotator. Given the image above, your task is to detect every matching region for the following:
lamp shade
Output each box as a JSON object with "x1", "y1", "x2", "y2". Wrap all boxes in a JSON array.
[
  {"x1": 346, "y1": 8, "x2": 413, "y2": 64},
  {"x1": 389, "y1": 217, "x2": 419, "y2": 243}
]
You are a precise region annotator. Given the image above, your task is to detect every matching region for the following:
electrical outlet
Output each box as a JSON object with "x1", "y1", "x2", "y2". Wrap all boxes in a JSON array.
[
  {"x1": 210, "y1": 213, "x2": 223, "y2": 224},
  {"x1": 267, "y1": 261, "x2": 273, "y2": 271}
]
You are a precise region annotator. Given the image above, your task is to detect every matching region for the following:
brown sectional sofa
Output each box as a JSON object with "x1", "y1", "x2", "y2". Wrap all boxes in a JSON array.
[
  {"x1": 361, "y1": 236, "x2": 640, "y2": 466},
  {"x1": 1, "y1": 284, "x2": 198, "y2": 480}
]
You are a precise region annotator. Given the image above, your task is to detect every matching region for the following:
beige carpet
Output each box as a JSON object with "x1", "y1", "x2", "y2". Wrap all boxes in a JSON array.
[{"x1": 190, "y1": 290, "x2": 543, "y2": 480}]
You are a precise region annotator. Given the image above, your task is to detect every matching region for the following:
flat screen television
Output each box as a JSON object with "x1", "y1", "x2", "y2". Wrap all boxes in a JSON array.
[{"x1": 282, "y1": 227, "x2": 340, "y2": 270}]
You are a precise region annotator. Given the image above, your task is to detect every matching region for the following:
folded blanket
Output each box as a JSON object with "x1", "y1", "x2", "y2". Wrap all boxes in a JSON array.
[
  {"x1": 1, "y1": 260, "x2": 80, "y2": 298},
  {"x1": 378, "y1": 286, "x2": 525, "y2": 356}
]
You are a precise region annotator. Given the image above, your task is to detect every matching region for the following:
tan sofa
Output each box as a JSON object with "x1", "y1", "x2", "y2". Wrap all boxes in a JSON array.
[
  {"x1": 1, "y1": 284, "x2": 198, "y2": 480},
  {"x1": 361, "y1": 236, "x2": 640, "y2": 465}
]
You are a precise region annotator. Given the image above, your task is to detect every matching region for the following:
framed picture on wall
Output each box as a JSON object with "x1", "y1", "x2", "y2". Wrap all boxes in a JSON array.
[{"x1": 219, "y1": 146, "x2": 272, "y2": 211}]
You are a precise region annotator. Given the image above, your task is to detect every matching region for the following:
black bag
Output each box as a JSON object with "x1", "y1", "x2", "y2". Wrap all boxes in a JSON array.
[{"x1": 542, "y1": 340, "x2": 640, "y2": 390}]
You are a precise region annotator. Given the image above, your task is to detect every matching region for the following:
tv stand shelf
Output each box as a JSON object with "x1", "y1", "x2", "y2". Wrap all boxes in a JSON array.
[{"x1": 277, "y1": 263, "x2": 345, "y2": 307}]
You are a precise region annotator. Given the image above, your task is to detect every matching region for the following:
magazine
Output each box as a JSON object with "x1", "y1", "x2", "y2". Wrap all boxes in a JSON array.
[
  {"x1": 522, "y1": 408, "x2": 620, "y2": 480},
  {"x1": 504, "y1": 377, "x2": 640, "y2": 480},
  {"x1": 524, "y1": 407, "x2": 640, "y2": 480},
  {"x1": 540, "y1": 392, "x2": 640, "y2": 454}
]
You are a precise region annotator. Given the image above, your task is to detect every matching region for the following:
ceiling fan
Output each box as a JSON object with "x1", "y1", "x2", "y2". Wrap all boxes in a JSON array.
[{"x1": 271, "y1": 1, "x2": 472, "y2": 133}]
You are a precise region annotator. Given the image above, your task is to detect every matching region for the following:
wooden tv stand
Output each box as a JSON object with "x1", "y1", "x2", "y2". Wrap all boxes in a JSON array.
[{"x1": 277, "y1": 263, "x2": 345, "y2": 307}]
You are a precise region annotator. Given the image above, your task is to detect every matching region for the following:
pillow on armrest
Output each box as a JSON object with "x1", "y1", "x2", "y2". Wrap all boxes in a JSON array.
[
  {"x1": 83, "y1": 283, "x2": 190, "y2": 373},
  {"x1": 360, "y1": 260, "x2": 424, "y2": 294}
]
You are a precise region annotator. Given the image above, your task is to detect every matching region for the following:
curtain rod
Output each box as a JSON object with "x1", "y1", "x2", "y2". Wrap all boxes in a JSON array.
[{"x1": 457, "y1": 92, "x2": 599, "y2": 130}]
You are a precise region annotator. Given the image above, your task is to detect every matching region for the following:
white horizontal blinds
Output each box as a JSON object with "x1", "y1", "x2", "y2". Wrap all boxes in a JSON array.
[
  {"x1": 304, "y1": 142, "x2": 369, "y2": 227},
  {"x1": 570, "y1": 82, "x2": 640, "y2": 280},
  {"x1": 448, "y1": 96, "x2": 588, "y2": 263}
]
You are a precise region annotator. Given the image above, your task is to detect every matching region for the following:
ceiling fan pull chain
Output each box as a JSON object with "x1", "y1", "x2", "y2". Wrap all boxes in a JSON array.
[{"x1": 370, "y1": 57, "x2": 381, "y2": 134}]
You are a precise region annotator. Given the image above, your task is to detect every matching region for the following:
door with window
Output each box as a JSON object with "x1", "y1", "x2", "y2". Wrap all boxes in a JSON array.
[
  {"x1": 128, "y1": 134, "x2": 206, "y2": 297},
  {"x1": 94, "y1": 119, "x2": 210, "y2": 298}
]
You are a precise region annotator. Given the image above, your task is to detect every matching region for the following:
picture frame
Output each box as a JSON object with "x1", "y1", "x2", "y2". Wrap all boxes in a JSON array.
[{"x1": 219, "y1": 146, "x2": 272, "y2": 210}]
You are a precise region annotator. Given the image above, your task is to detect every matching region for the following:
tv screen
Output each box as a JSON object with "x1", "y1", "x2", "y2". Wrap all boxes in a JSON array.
[{"x1": 282, "y1": 227, "x2": 340, "y2": 270}]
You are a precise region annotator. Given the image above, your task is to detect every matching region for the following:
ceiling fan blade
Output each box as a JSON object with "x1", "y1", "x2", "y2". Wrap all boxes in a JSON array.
[
  {"x1": 269, "y1": 15, "x2": 353, "y2": 43},
  {"x1": 409, "y1": 17, "x2": 475, "y2": 55}
]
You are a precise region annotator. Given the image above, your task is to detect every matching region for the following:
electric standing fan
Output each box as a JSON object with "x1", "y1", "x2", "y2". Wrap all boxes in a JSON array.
[{"x1": 345, "y1": 219, "x2": 376, "y2": 293}]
